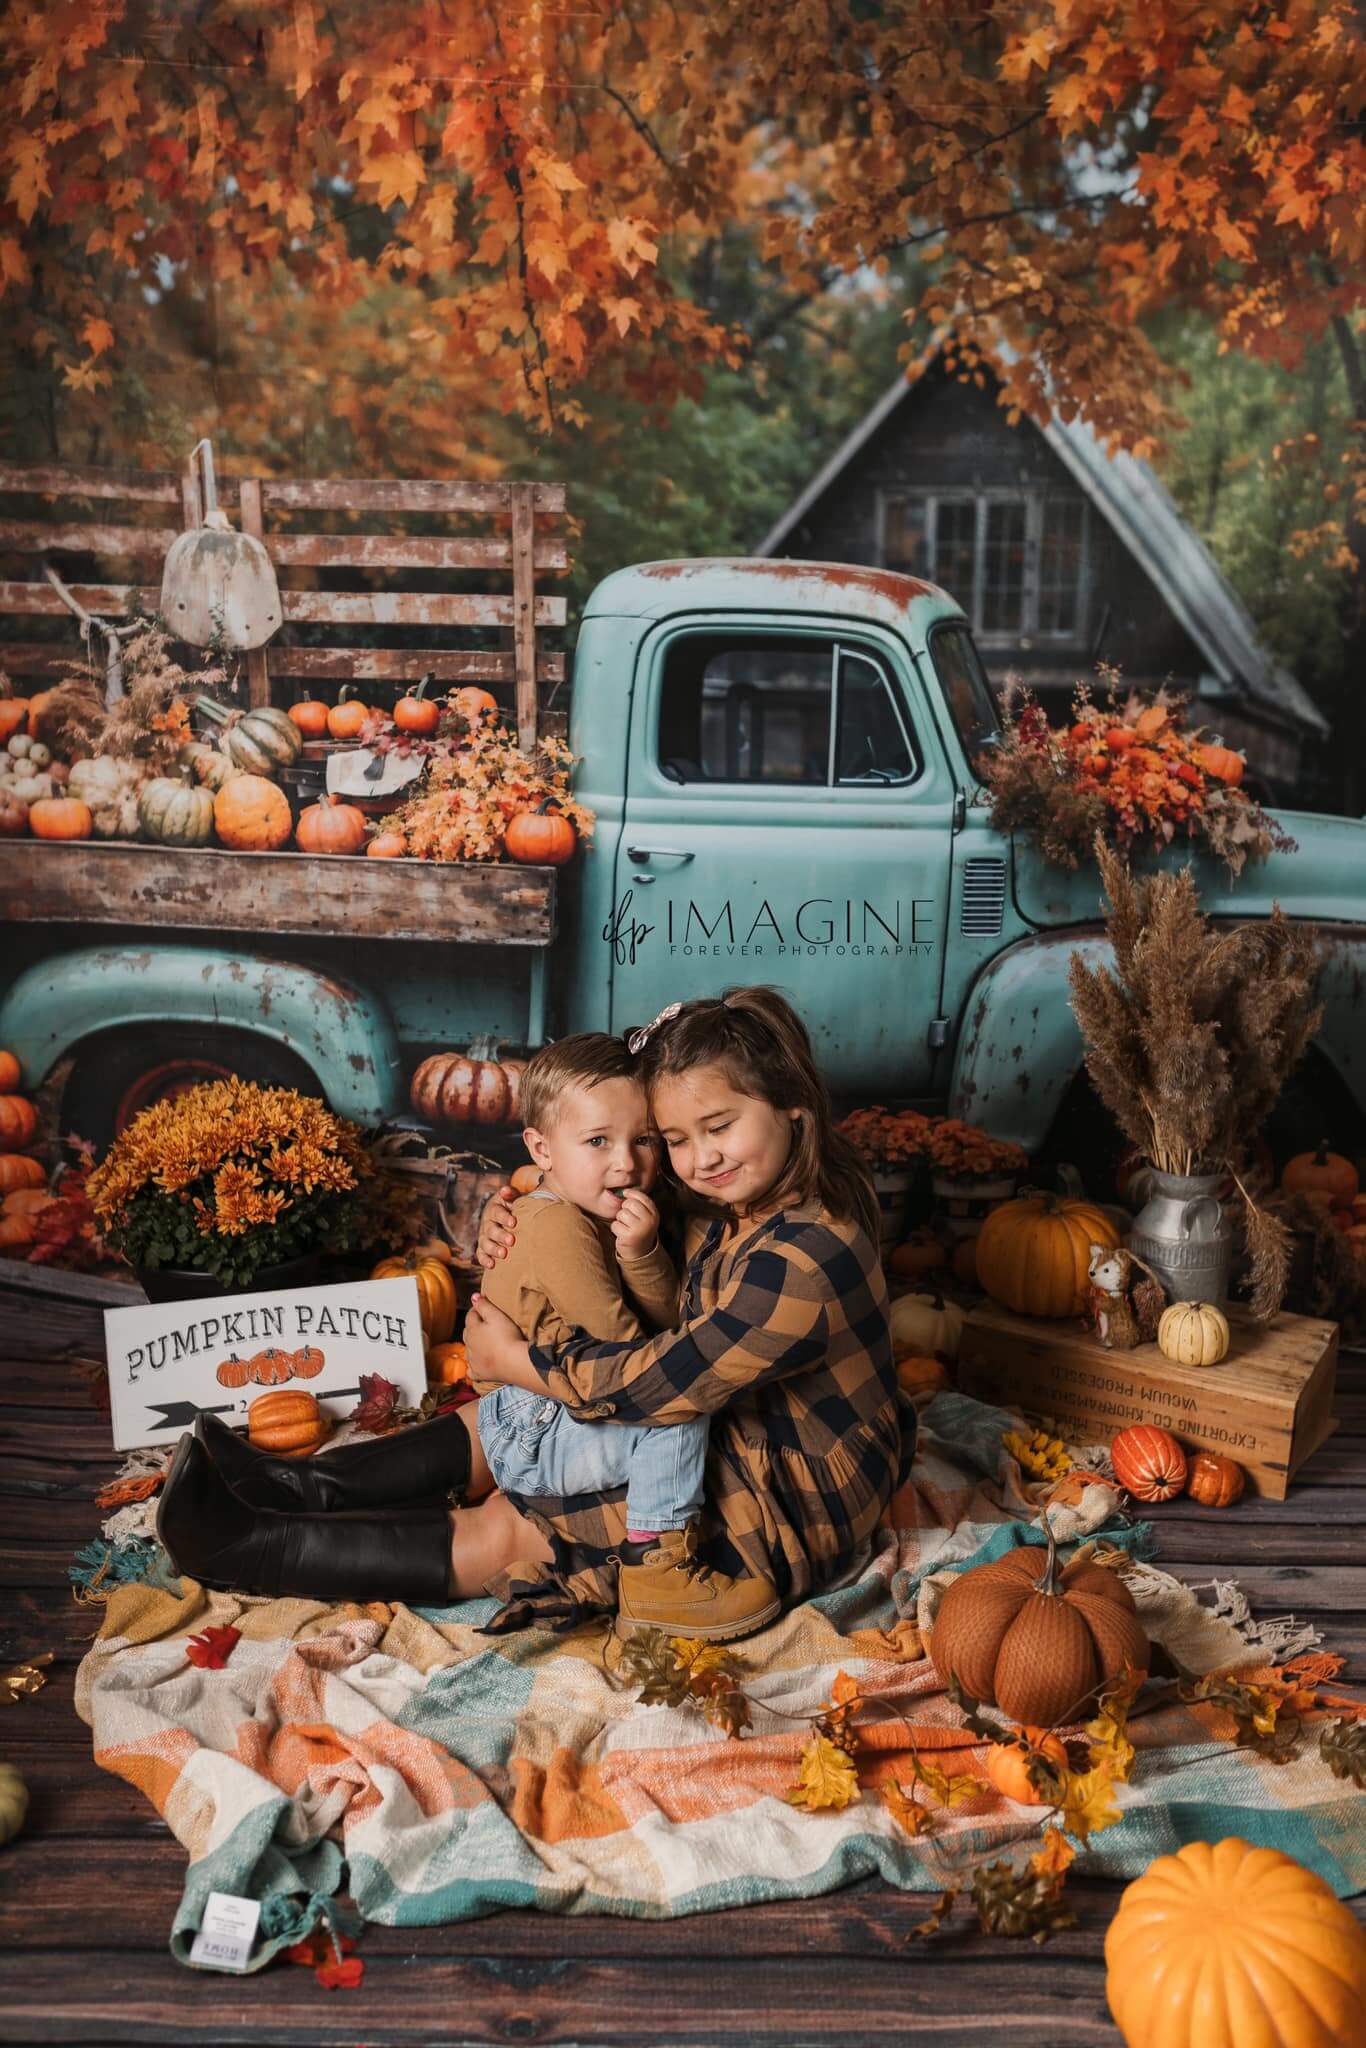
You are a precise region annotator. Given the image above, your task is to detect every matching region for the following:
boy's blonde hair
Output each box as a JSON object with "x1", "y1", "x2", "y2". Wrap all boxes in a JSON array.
[{"x1": 520, "y1": 1033, "x2": 639, "y2": 1132}]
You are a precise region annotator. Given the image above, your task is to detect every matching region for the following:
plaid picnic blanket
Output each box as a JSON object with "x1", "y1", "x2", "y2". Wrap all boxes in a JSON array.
[{"x1": 74, "y1": 1393, "x2": 1365, "y2": 1968}]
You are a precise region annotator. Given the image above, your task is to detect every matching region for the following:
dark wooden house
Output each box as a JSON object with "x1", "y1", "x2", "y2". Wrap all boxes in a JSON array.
[{"x1": 757, "y1": 349, "x2": 1326, "y2": 787}]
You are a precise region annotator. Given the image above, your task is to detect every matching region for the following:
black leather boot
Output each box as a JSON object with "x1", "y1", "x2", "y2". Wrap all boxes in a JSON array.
[
  {"x1": 195, "y1": 1407, "x2": 472, "y2": 1513},
  {"x1": 157, "y1": 1433, "x2": 454, "y2": 1605}
]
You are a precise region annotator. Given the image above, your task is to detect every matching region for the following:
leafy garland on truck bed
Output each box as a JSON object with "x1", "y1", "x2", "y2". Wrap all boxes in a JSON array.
[{"x1": 979, "y1": 678, "x2": 1295, "y2": 877}]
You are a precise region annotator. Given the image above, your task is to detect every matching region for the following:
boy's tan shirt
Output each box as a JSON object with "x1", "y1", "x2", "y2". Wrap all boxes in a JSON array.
[{"x1": 475, "y1": 1188, "x2": 680, "y2": 1393}]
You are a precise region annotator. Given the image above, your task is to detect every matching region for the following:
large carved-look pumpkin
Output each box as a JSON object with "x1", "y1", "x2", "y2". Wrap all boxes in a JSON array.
[
  {"x1": 1105, "y1": 1839, "x2": 1366, "y2": 2048},
  {"x1": 411, "y1": 1051, "x2": 527, "y2": 1128},
  {"x1": 929, "y1": 1523, "x2": 1149, "y2": 1725},
  {"x1": 975, "y1": 1193, "x2": 1121, "y2": 1318}
]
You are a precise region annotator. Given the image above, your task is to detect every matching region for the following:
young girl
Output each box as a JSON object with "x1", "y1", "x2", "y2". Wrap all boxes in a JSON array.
[{"x1": 462, "y1": 987, "x2": 907, "y2": 1632}]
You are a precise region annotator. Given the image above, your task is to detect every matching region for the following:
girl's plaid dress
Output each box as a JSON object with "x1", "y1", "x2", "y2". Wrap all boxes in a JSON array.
[{"x1": 484, "y1": 1200, "x2": 909, "y2": 1630}]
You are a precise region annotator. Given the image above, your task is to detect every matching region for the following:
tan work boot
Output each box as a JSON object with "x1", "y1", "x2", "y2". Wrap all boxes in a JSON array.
[{"x1": 615, "y1": 1525, "x2": 781, "y2": 1642}]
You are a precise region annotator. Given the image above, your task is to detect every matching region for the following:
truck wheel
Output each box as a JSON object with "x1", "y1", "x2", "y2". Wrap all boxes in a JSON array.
[{"x1": 60, "y1": 1026, "x2": 323, "y2": 1156}]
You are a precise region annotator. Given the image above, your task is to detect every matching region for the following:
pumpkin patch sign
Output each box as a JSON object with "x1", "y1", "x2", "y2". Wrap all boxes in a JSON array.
[{"x1": 103, "y1": 1279, "x2": 428, "y2": 1450}]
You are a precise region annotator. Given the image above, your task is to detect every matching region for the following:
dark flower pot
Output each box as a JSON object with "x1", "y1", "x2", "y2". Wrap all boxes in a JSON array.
[{"x1": 135, "y1": 1253, "x2": 331, "y2": 1304}]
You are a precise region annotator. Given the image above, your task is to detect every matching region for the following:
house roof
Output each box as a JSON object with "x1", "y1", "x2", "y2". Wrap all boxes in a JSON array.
[{"x1": 756, "y1": 354, "x2": 1328, "y2": 739}]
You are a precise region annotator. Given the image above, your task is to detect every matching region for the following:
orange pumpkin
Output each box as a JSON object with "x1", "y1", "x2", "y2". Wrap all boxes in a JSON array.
[
  {"x1": 929, "y1": 1523, "x2": 1149, "y2": 1725},
  {"x1": 895, "y1": 1354, "x2": 950, "y2": 1400},
  {"x1": 2, "y1": 1188, "x2": 56, "y2": 1219},
  {"x1": 249, "y1": 1345, "x2": 296, "y2": 1386},
  {"x1": 510, "y1": 1164, "x2": 543, "y2": 1194},
  {"x1": 504, "y1": 807, "x2": 577, "y2": 867},
  {"x1": 428, "y1": 1340, "x2": 470, "y2": 1385},
  {"x1": 975, "y1": 1193, "x2": 1121, "y2": 1318},
  {"x1": 1133, "y1": 706, "x2": 1168, "y2": 739},
  {"x1": 214, "y1": 774, "x2": 292, "y2": 852},
  {"x1": 287, "y1": 700, "x2": 331, "y2": 739},
  {"x1": 26, "y1": 690, "x2": 56, "y2": 737},
  {"x1": 290, "y1": 1344, "x2": 325, "y2": 1379},
  {"x1": 1195, "y1": 742, "x2": 1245, "y2": 785},
  {"x1": 1106, "y1": 726, "x2": 1137, "y2": 751},
  {"x1": 327, "y1": 700, "x2": 371, "y2": 741},
  {"x1": 0, "y1": 699, "x2": 30, "y2": 745},
  {"x1": 394, "y1": 694, "x2": 440, "y2": 735},
  {"x1": 950, "y1": 1235, "x2": 978, "y2": 1286},
  {"x1": 450, "y1": 686, "x2": 497, "y2": 724},
  {"x1": 0, "y1": 1051, "x2": 20, "y2": 1093},
  {"x1": 0, "y1": 1214, "x2": 34, "y2": 1250},
  {"x1": 370, "y1": 1250, "x2": 458, "y2": 1345},
  {"x1": 1282, "y1": 1139, "x2": 1359, "y2": 1210},
  {"x1": 0, "y1": 1155, "x2": 44, "y2": 1193},
  {"x1": 248, "y1": 1389, "x2": 331, "y2": 1454},
  {"x1": 29, "y1": 797, "x2": 93, "y2": 841},
  {"x1": 0, "y1": 1098, "x2": 38, "y2": 1150},
  {"x1": 216, "y1": 1353, "x2": 254, "y2": 1389},
  {"x1": 295, "y1": 794, "x2": 368, "y2": 856},
  {"x1": 411, "y1": 1051, "x2": 523, "y2": 1127},
  {"x1": 0, "y1": 791, "x2": 28, "y2": 837},
  {"x1": 367, "y1": 831, "x2": 407, "y2": 859},
  {"x1": 888, "y1": 1233, "x2": 948, "y2": 1281},
  {"x1": 984, "y1": 1729, "x2": 1069, "y2": 1805},
  {"x1": 1185, "y1": 1450, "x2": 1245, "y2": 1509},
  {"x1": 1111, "y1": 1424, "x2": 1187, "y2": 1501}
]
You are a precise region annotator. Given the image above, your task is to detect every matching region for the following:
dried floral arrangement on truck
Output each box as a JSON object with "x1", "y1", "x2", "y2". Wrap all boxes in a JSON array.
[
  {"x1": 1068, "y1": 840, "x2": 1321, "y2": 1316},
  {"x1": 980, "y1": 679, "x2": 1295, "y2": 876},
  {"x1": 378, "y1": 714, "x2": 594, "y2": 865}
]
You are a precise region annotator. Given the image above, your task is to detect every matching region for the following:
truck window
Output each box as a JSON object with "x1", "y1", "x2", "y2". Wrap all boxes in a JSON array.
[
  {"x1": 658, "y1": 637, "x2": 915, "y2": 787},
  {"x1": 930, "y1": 623, "x2": 999, "y2": 770}
]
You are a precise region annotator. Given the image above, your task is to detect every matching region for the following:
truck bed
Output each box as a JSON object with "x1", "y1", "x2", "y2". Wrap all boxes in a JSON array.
[{"x1": 2, "y1": 841, "x2": 556, "y2": 946}]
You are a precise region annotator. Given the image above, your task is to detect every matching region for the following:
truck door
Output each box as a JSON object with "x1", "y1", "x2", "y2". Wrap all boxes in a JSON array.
[{"x1": 610, "y1": 618, "x2": 955, "y2": 1095}]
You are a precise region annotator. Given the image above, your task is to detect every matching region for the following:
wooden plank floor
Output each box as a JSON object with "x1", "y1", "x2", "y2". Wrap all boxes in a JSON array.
[{"x1": 1, "y1": 1300, "x2": 1362, "y2": 2048}]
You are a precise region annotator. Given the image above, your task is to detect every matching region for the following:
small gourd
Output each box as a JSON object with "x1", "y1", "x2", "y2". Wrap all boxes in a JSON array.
[
  {"x1": 984, "y1": 1729, "x2": 1067, "y2": 1806},
  {"x1": 1185, "y1": 1451, "x2": 1245, "y2": 1509},
  {"x1": 1156, "y1": 1300, "x2": 1229, "y2": 1368},
  {"x1": 247, "y1": 1389, "x2": 330, "y2": 1455},
  {"x1": 427, "y1": 1340, "x2": 469, "y2": 1385},
  {"x1": 1105, "y1": 1839, "x2": 1366, "y2": 2048},
  {"x1": 1110, "y1": 1424, "x2": 1187, "y2": 1502},
  {"x1": 177, "y1": 739, "x2": 235, "y2": 793},
  {"x1": 0, "y1": 1761, "x2": 28, "y2": 1847},
  {"x1": 138, "y1": 777, "x2": 216, "y2": 847},
  {"x1": 894, "y1": 1354, "x2": 950, "y2": 1401}
]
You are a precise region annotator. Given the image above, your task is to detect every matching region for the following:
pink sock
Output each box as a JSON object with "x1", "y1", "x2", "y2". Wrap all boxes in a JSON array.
[{"x1": 627, "y1": 1528, "x2": 661, "y2": 1544}]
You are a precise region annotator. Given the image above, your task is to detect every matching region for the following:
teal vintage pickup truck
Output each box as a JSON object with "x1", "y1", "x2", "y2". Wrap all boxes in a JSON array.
[{"x1": 4, "y1": 557, "x2": 1365, "y2": 1159}]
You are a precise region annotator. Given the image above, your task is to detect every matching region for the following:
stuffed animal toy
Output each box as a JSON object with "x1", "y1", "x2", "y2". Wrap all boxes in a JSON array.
[{"x1": 1086, "y1": 1244, "x2": 1165, "y2": 1350}]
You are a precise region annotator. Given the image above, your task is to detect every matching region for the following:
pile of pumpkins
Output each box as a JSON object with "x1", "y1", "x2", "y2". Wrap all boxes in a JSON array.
[{"x1": 0, "y1": 1050, "x2": 46, "y2": 1255}]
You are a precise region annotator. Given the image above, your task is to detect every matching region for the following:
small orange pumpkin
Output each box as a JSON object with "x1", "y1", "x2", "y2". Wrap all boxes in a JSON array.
[
  {"x1": 2, "y1": 1188, "x2": 56, "y2": 1220},
  {"x1": 26, "y1": 690, "x2": 56, "y2": 737},
  {"x1": 0, "y1": 791, "x2": 28, "y2": 837},
  {"x1": 1195, "y1": 742, "x2": 1245, "y2": 785},
  {"x1": 428, "y1": 1340, "x2": 470, "y2": 1385},
  {"x1": 0, "y1": 699, "x2": 30, "y2": 745},
  {"x1": 0, "y1": 1155, "x2": 44, "y2": 1193},
  {"x1": 327, "y1": 699, "x2": 371, "y2": 741},
  {"x1": 1185, "y1": 1450, "x2": 1245, "y2": 1509},
  {"x1": 0, "y1": 1051, "x2": 20, "y2": 1093},
  {"x1": 0, "y1": 1214, "x2": 34, "y2": 1250},
  {"x1": 1105, "y1": 726, "x2": 1138, "y2": 751},
  {"x1": 1282, "y1": 1139, "x2": 1359, "y2": 1210},
  {"x1": 288, "y1": 700, "x2": 331, "y2": 739},
  {"x1": 450, "y1": 686, "x2": 497, "y2": 724},
  {"x1": 214, "y1": 774, "x2": 292, "y2": 852},
  {"x1": 510, "y1": 1164, "x2": 543, "y2": 1194},
  {"x1": 29, "y1": 797, "x2": 93, "y2": 841},
  {"x1": 367, "y1": 831, "x2": 407, "y2": 859},
  {"x1": 985, "y1": 1729, "x2": 1069, "y2": 1805},
  {"x1": 888, "y1": 1233, "x2": 948, "y2": 1281},
  {"x1": 1111, "y1": 1424, "x2": 1187, "y2": 1502},
  {"x1": 394, "y1": 694, "x2": 440, "y2": 735},
  {"x1": 215, "y1": 1353, "x2": 254, "y2": 1389},
  {"x1": 0, "y1": 1098, "x2": 38, "y2": 1150},
  {"x1": 295, "y1": 794, "x2": 367, "y2": 856},
  {"x1": 248, "y1": 1389, "x2": 331, "y2": 1454},
  {"x1": 504, "y1": 807, "x2": 577, "y2": 866},
  {"x1": 895, "y1": 1354, "x2": 950, "y2": 1401}
]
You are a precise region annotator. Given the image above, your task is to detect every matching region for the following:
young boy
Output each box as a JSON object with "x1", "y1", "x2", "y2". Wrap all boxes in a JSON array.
[{"x1": 475, "y1": 1033, "x2": 778, "y2": 1639}]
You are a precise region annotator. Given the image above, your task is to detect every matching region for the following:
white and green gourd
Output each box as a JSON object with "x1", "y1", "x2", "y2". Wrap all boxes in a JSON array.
[
  {"x1": 138, "y1": 776, "x2": 217, "y2": 847},
  {"x1": 193, "y1": 697, "x2": 302, "y2": 777}
]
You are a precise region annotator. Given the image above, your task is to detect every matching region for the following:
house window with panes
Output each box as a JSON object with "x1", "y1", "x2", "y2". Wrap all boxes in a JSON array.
[{"x1": 880, "y1": 491, "x2": 1090, "y2": 647}]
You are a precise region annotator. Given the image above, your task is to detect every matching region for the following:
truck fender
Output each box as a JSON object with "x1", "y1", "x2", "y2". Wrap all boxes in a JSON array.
[
  {"x1": 948, "y1": 929, "x2": 1106, "y2": 1156},
  {"x1": 949, "y1": 922, "x2": 1366, "y2": 1155},
  {"x1": 0, "y1": 944, "x2": 405, "y2": 1123}
]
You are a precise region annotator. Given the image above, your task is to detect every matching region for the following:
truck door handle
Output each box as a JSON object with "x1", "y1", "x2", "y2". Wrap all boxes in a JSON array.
[{"x1": 625, "y1": 845, "x2": 695, "y2": 862}]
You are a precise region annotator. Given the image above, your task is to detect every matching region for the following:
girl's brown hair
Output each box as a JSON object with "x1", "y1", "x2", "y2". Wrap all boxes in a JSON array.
[{"x1": 634, "y1": 987, "x2": 878, "y2": 1241}]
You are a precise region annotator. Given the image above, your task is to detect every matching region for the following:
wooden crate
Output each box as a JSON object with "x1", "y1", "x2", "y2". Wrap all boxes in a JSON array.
[{"x1": 957, "y1": 1301, "x2": 1338, "y2": 1499}]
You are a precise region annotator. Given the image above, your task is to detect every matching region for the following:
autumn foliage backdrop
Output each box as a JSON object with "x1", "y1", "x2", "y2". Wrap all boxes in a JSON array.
[{"x1": 2, "y1": 1, "x2": 1363, "y2": 776}]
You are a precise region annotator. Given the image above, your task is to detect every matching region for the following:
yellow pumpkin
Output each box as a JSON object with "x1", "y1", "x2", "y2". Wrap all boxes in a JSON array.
[
  {"x1": 1105, "y1": 1838, "x2": 1366, "y2": 2048},
  {"x1": 889, "y1": 1290, "x2": 964, "y2": 1362},
  {"x1": 975, "y1": 1193, "x2": 1121, "y2": 1318},
  {"x1": 1157, "y1": 1300, "x2": 1230, "y2": 1368},
  {"x1": 371, "y1": 1250, "x2": 458, "y2": 1346},
  {"x1": 428, "y1": 1340, "x2": 470, "y2": 1385}
]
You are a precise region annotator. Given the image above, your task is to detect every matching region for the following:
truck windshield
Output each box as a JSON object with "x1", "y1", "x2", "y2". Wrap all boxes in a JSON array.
[{"x1": 930, "y1": 623, "x2": 999, "y2": 774}]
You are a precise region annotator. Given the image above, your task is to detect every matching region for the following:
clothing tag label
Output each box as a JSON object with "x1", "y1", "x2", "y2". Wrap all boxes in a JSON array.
[{"x1": 188, "y1": 1891, "x2": 261, "y2": 1973}]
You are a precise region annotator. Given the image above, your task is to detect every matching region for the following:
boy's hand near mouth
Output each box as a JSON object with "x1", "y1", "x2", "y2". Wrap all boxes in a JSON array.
[{"x1": 609, "y1": 1187, "x2": 660, "y2": 1262}]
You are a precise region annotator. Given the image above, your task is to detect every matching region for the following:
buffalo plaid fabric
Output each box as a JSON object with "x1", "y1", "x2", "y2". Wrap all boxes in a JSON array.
[{"x1": 483, "y1": 1202, "x2": 909, "y2": 1631}]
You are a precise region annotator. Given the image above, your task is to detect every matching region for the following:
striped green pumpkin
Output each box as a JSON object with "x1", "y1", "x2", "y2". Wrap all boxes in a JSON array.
[
  {"x1": 194, "y1": 698, "x2": 302, "y2": 777},
  {"x1": 138, "y1": 776, "x2": 216, "y2": 846},
  {"x1": 177, "y1": 740, "x2": 235, "y2": 792}
]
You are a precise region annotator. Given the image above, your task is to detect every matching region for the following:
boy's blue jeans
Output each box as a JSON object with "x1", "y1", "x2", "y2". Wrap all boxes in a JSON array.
[{"x1": 477, "y1": 1384, "x2": 707, "y2": 1531}]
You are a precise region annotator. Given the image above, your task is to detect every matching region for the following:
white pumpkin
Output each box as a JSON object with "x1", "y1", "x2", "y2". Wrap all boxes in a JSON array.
[
  {"x1": 889, "y1": 1290, "x2": 965, "y2": 1362},
  {"x1": 1157, "y1": 1300, "x2": 1230, "y2": 1369}
]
